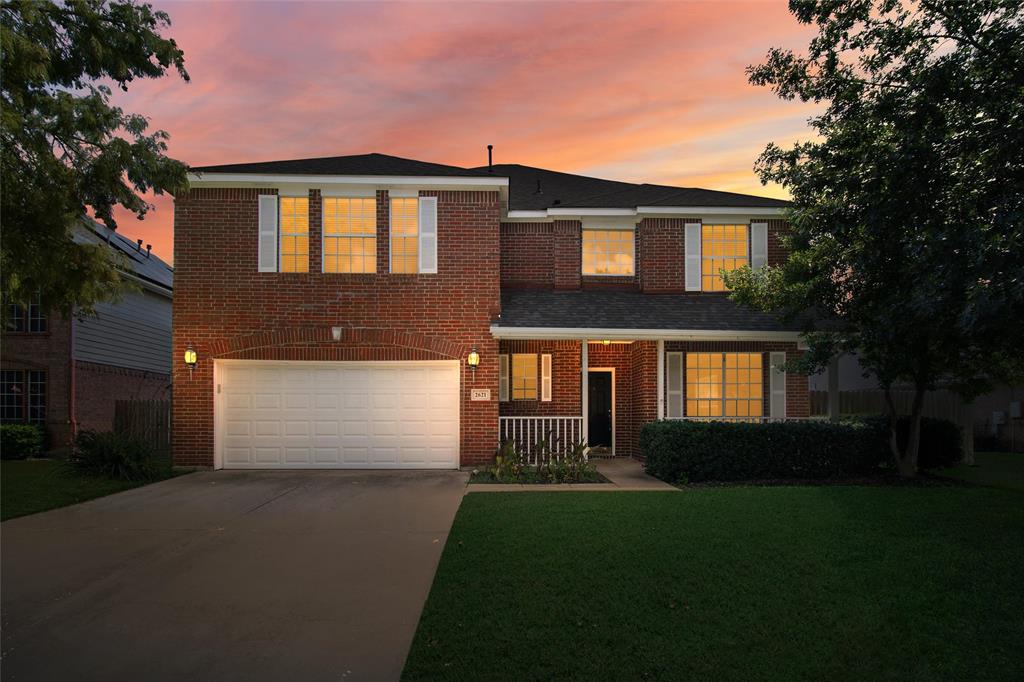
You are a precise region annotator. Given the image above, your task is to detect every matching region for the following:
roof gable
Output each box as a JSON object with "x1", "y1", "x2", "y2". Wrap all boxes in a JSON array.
[{"x1": 191, "y1": 152, "x2": 494, "y2": 178}]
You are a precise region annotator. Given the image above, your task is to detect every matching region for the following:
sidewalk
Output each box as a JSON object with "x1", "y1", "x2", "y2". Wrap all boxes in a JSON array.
[{"x1": 465, "y1": 457, "x2": 676, "y2": 493}]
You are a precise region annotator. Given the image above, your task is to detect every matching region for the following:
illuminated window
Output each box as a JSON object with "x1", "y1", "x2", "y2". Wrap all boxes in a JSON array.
[
  {"x1": 390, "y1": 197, "x2": 418, "y2": 273},
  {"x1": 701, "y1": 224, "x2": 748, "y2": 291},
  {"x1": 511, "y1": 353, "x2": 538, "y2": 400},
  {"x1": 279, "y1": 197, "x2": 309, "y2": 273},
  {"x1": 686, "y1": 353, "x2": 762, "y2": 419},
  {"x1": 582, "y1": 229, "x2": 634, "y2": 275},
  {"x1": 323, "y1": 197, "x2": 376, "y2": 274}
]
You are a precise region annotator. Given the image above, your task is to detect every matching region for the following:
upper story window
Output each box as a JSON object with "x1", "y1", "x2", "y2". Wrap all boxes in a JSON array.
[
  {"x1": 686, "y1": 352, "x2": 762, "y2": 418},
  {"x1": 5, "y1": 294, "x2": 47, "y2": 333},
  {"x1": 701, "y1": 224, "x2": 748, "y2": 292},
  {"x1": 390, "y1": 197, "x2": 418, "y2": 274},
  {"x1": 323, "y1": 197, "x2": 376, "y2": 274},
  {"x1": 279, "y1": 197, "x2": 309, "y2": 273},
  {"x1": 582, "y1": 229, "x2": 634, "y2": 276}
]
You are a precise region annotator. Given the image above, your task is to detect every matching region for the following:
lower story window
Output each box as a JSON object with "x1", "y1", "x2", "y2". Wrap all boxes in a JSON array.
[
  {"x1": 511, "y1": 353, "x2": 537, "y2": 400},
  {"x1": 0, "y1": 370, "x2": 46, "y2": 424},
  {"x1": 686, "y1": 353, "x2": 762, "y2": 418}
]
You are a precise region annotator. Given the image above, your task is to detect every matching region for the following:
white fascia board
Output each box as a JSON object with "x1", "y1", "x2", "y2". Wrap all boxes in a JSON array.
[
  {"x1": 506, "y1": 210, "x2": 551, "y2": 219},
  {"x1": 638, "y1": 206, "x2": 786, "y2": 216},
  {"x1": 490, "y1": 326, "x2": 804, "y2": 342},
  {"x1": 188, "y1": 172, "x2": 508, "y2": 188},
  {"x1": 547, "y1": 207, "x2": 638, "y2": 216}
]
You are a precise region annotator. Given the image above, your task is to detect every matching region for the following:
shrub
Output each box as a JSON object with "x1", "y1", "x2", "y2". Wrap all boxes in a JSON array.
[
  {"x1": 489, "y1": 437, "x2": 600, "y2": 483},
  {"x1": 0, "y1": 424, "x2": 44, "y2": 460},
  {"x1": 71, "y1": 430, "x2": 158, "y2": 480},
  {"x1": 640, "y1": 420, "x2": 884, "y2": 483}
]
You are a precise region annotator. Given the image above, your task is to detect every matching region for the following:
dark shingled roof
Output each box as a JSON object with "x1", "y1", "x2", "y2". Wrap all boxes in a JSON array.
[
  {"x1": 478, "y1": 163, "x2": 789, "y2": 211},
  {"x1": 192, "y1": 152, "x2": 495, "y2": 178},
  {"x1": 496, "y1": 289, "x2": 801, "y2": 332},
  {"x1": 76, "y1": 219, "x2": 173, "y2": 292}
]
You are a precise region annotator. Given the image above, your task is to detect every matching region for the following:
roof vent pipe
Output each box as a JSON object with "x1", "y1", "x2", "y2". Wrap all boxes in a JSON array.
[
  {"x1": 487, "y1": 144, "x2": 493, "y2": 172},
  {"x1": 136, "y1": 238, "x2": 143, "y2": 252},
  {"x1": 535, "y1": 179, "x2": 543, "y2": 194},
  {"x1": 146, "y1": 244, "x2": 152, "y2": 259}
]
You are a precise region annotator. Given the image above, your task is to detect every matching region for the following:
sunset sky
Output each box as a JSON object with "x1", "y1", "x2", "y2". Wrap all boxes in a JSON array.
[{"x1": 113, "y1": 1, "x2": 820, "y2": 263}]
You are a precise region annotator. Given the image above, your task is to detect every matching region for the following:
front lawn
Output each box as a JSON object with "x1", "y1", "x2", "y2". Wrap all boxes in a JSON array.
[
  {"x1": 938, "y1": 451, "x2": 1024, "y2": 491},
  {"x1": 403, "y1": 487, "x2": 1024, "y2": 681},
  {"x1": 1, "y1": 458, "x2": 177, "y2": 521}
]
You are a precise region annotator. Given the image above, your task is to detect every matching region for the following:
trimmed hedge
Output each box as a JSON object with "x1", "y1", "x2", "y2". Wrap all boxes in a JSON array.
[
  {"x1": 1, "y1": 424, "x2": 44, "y2": 460},
  {"x1": 640, "y1": 416, "x2": 964, "y2": 483}
]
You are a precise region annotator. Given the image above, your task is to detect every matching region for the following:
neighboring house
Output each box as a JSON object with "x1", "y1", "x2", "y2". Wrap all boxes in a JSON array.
[
  {"x1": 174, "y1": 152, "x2": 807, "y2": 470},
  {"x1": 1, "y1": 220, "x2": 173, "y2": 448}
]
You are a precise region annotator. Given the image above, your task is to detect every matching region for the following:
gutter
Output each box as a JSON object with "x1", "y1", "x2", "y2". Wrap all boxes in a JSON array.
[{"x1": 489, "y1": 325, "x2": 805, "y2": 343}]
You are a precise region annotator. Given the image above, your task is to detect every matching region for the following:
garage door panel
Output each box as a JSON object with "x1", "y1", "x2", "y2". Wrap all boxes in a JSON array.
[{"x1": 218, "y1": 361, "x2": 459, "y2": 469}]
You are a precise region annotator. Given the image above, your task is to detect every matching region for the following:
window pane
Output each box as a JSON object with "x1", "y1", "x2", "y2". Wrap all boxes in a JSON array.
[
  {"x1": 279, "y1": 197, "x2": 309, "y2": 273},
  {"x1": 687, "y1": 353, "x2": 762, "y2": 420},
  {"x1": 391, "y1": 198, "x2": 419, "y2": 272},
  {"x1": 27, "y1": 370, "x2": 45, "y2": 423},
  {"x1": 581, "y1": 229, "x2": 635, "y2": 275},
  {"x1": 1, "y1": 370, "x2": 25, "y2": 422},
  {"x1": 701, "y1": 224, "x2": 749, "y2": 291},
  {"x1": 511, "y1": 354, "x2": 538, "y2": 400}
]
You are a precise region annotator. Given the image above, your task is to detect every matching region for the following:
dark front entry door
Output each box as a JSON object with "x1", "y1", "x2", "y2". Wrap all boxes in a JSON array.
[{"x1": 588, "y1": 371, "x2": 613, "y2": 448}]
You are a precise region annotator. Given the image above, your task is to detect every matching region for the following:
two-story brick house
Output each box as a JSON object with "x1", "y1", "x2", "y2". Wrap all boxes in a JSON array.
[{"x1": 173, "y1": 153, "x2": 805, "y2": 469}]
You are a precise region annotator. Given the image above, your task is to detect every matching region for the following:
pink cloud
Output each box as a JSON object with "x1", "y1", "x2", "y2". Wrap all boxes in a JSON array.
[{"x1": 107, "y1": 1, "x2": 816, "y2": 263}]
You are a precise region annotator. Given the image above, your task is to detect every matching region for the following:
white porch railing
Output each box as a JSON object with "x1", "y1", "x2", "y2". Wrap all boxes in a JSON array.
[{"x1": 499, "y1": 416, "x2": 584, "y2": 464}]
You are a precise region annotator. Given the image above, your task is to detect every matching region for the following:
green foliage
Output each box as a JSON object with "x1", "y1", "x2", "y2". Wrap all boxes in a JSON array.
[
  {"x1": 1, "y1": 0, "x2": 190, "y2": 319},
  {"x1": 863, "y1": 415, "x2": 964, "y2": 470},
  {"x1": 71, "y1": 430, "x2": 158, "y2": 481},
  {"x1": 640, "y1": 420, "x2": 883, "y2": 483},
  {"x1": 0, "y1": 424, "x2": 44, "y2": 460},
  {"x1": 734, "y1": 0, "x2": 1024, "y2": 474},
  {"x1": 487, "y1": 437, "x2": 600, "y2": 484}
]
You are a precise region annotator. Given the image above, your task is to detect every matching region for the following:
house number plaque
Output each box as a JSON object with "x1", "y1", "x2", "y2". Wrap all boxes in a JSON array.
[{"x1": 470, "y1": 389, "x2": 491, "y2": 401}]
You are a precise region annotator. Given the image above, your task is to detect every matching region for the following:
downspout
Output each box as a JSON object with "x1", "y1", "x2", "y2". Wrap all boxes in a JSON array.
[{"x1": 68, "y1": 314, "x2": 78, "y2": 445}]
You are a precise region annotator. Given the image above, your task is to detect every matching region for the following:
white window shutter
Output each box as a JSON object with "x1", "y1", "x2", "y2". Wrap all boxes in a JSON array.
[
  {"x1": 498, "y1": 354, "x2": 509, "y2": 402},
  {"x1": 684, "y1": 222, "x2": 701, "y2": 291},
  {"x1": 667, "y1": 352, "x2": 683, "y2": 418},
  {"x1": 541, "y1": 354, "x2": 552, "y2": 402},
  {"x1": 770, "y1": 352, "x2": 787, "y2": 420},
  {"x1": 258, "y1": 195, "x2": 279, "y2": 272},
  {"x1": 418, "y1": 196, "x2": 438, "y2": 274},
  {"x1": 751, "y1": 222, "x2": 768, "y2": 270}
]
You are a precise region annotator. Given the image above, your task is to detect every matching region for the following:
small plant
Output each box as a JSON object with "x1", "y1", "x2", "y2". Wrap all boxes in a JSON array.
[
  {"x1": 491, "y1": 439, "x2": 523, "y2": 482},
  {"x1": 72, "y1": 430, "x2": 159, "y2": 481},
  {"x1": 0, "y1": 424, "x2": 44, "y2": 460}
]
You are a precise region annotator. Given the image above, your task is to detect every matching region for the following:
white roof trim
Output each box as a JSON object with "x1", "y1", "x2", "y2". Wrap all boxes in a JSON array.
[
  {"x1": 506, "y1": 206, "x2": 786, "y2": 219},
  {"x1": 490, "y1": 326, "x2": 803, "y2": 342},
  {"x1": 188, "y1": 172, "x2": 509, "y2": 188},
  {"x1": 638, "y1": 206, "x2": 785, "y2": 216}
]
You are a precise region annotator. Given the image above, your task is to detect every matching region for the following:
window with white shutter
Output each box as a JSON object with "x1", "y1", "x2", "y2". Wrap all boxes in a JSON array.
[
  {"x1": 666, "y1": 352, "x2": 683, "y2": 418},
  {"x1": 541, "y1": 354, "x2": 552, "y2": 402},
  {"x1": 770, "y1": 351, "x2": 787, "y2": 420},
  {"x1": 751, "y1": 221, "x2": 768, "y2": 270},
  {"x1": 258, "y1": 195, "x2": 278, "y2": 272},
  {"x1": 418, "y1": 196, "x2": 438, "y2": 274},
  {"x1": 498, "y1": 354, "x2": 509, "y2": 402},
  {"x1": 684, "y1": 222, "x2": 701, "y2": 291}
]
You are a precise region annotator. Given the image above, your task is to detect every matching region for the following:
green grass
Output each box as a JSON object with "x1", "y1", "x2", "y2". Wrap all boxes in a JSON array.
[
  {"x1": 937, "y1": 451, "x2": 1024, "y2": 491},
  {"x1": 1, "y1": 458, "x2": 177, "y2": 521},
  {"x1": 403, "y1": 487, "x2": 1024, "y2": 681}
]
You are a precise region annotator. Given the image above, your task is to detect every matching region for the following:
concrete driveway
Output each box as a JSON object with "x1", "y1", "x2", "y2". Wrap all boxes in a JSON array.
[{"x1": 1, "y1": 469, "x2": 468, "y2": 681}]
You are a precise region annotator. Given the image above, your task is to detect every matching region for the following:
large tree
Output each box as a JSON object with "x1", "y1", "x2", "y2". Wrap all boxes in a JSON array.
[
  {"x1": 1, "y1": 0, "x2": 188, "y2": 318},
  {"x1": 727, "y1": 0, "x2": 1024, "y2": 475}
]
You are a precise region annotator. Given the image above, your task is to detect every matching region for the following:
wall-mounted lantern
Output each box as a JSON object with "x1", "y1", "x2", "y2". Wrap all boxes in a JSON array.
[
  {"x1": 467, "y1": 347, "x2": 480, "y2": 379},
  {"x1": 184, "y1": 344, "x2": 198, "y2": 378}
]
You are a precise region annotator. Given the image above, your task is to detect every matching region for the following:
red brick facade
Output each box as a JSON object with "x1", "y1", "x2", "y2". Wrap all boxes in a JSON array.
[
  {"x1": 172, "y1": 188, "x2": 502, "y2": 468},
  {"x1": 74, "y1": 361, "x2": 171, "y2": 433}
]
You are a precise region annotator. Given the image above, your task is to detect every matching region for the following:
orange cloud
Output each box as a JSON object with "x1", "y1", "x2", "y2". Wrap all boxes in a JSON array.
[{"x1": 107, "y1": 1, "x2": 817, "y2": 263}]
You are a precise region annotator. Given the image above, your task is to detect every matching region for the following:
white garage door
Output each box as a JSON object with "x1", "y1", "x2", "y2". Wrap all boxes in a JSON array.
[{"x1": 216, "y1": 360, "x2": 460, "y2": 469}]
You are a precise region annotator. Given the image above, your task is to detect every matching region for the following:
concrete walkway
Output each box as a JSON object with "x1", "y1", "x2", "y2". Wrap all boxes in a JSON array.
[
  {"x1": 1, "y1": 469, "x2": 468, "y2": 682},
  {"x1": 465, "y1": 457, "x2": 676, "y2": 492}
]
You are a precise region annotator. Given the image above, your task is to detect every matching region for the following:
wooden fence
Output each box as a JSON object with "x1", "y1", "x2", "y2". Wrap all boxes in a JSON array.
[
  {"x1": 809, "y1": 388, "x2": 967, "y2": 424},
  {"x1": 114, "y1": 399, "x2": 171, "y2": 455}
]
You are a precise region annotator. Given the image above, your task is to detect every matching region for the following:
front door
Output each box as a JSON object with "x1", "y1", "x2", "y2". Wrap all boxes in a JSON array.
[{"x1": 588, "y1": 371, "x2": 613, "y2": 449}]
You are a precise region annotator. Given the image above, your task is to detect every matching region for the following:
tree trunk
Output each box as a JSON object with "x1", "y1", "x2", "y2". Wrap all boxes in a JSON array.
[
  {"x1": 961, "y1": 399, "x2": 975, "y2": 465},
  {"x1": 884, "y1": 385, "x2": 925, "y2": 477}
]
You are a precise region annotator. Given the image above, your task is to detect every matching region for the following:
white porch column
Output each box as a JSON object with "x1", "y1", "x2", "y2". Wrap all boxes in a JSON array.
[
  {"x1": 656, "y1": 340, "x2": 665, "y2": 420},
  {"x1": 581, "y1": 339, "x2": 589, "y2": 443}
]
